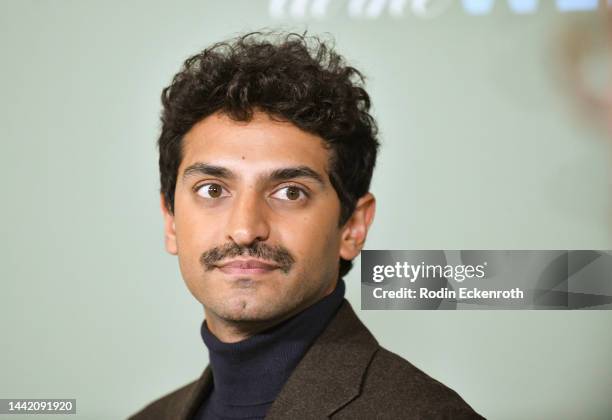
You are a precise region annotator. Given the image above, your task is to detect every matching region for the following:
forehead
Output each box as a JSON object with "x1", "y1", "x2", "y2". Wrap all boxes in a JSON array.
[{"x1": 180, "y1": 112, "x2": 331, "y2": 176}]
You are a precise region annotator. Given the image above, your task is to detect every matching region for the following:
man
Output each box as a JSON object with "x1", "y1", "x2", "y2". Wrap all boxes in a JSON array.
[{"x1": 129, "y1": 31, "x2": 484, "y2": 419}]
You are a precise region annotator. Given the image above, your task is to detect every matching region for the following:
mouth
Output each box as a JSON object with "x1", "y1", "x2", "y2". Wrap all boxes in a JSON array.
[{"x1": 216, "y1": 259, "x2": 280, "y2": 275}]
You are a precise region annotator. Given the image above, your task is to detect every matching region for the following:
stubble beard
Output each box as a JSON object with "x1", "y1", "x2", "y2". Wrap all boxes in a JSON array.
[{"x1": 203, "y1": 268, "x2": 316, "y2": 328}]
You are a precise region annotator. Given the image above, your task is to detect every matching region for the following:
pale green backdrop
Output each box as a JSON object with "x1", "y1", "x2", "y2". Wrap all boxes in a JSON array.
[{"x1": 1, "y1": 1, "x2": 612, "y2": 419}]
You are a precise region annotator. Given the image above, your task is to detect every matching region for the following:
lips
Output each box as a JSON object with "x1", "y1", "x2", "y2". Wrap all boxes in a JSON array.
[{"x1": 217, "y1": 259, "x2": 279, "y2": 275}]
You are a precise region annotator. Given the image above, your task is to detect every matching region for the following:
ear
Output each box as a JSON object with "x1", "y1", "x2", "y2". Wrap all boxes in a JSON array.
[
  {"x1": 339, "y1": 192, "x2": 376, "y2": 261},
  {"x1": 160, "y1": 194, "x2": 178, "y2": 255}
]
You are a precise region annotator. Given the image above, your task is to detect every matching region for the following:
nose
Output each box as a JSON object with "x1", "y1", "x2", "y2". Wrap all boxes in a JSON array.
[{"x1": 224, "y1": 189, "x2": 271, "y2": 246}]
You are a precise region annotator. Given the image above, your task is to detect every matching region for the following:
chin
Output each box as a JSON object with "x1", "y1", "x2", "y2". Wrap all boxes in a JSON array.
[{"x1": 214, "y1": 295, "x2": 293, "y2": 323}]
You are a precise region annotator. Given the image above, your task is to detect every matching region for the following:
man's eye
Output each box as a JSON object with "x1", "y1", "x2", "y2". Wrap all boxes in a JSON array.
[
  {"x1": 196, "y1": 183, "x2": 229, "y2": 199},
  {"x1": 271, "y1": 186, "x2": 307, "y2": 201}
]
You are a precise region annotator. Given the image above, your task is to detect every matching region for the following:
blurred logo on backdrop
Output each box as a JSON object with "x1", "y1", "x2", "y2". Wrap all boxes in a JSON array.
[{"x1": 269, "y1": 0, "x2": 604, "y2": 19}]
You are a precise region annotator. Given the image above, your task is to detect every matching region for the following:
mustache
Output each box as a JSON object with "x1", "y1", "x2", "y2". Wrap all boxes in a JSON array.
[{"x1": 200, "y1": 242, "x2": 295, "y2": 274}]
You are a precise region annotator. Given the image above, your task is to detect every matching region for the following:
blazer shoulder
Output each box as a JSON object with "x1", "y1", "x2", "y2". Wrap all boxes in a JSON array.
[
  {"x1": 127, "y1": 379, "x2": 199, "y2": 420},
  {"x1": 339, "y1": 347, "x2": 485, "y2": 419}
]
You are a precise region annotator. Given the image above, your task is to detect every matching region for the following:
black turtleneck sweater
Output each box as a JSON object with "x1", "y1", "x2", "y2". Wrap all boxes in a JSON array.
[{"x1": 194, "y1": 279, "x2": 346, "y2": 420}]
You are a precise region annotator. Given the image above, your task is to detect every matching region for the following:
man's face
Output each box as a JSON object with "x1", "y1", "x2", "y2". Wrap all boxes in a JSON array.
[{"x1": 162, "y1": 111, "x2": 351, "y2": 327}]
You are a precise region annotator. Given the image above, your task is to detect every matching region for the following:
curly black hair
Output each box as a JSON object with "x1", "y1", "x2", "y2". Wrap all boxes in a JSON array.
[{"x1": 158, "y1": 31, "x2": 379, "y2": 278}]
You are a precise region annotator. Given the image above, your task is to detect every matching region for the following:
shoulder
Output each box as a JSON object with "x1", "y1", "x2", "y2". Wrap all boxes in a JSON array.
[
  {"x1": 127, "y1": 379, "x2": 199, "y2": 420},
  {"x1": 337, "y1": 346, "x2": 485, "y2": 419}
]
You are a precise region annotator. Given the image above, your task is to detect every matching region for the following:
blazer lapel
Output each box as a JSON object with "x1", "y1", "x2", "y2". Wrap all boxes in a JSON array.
[
  {"x1": 171, "y1": 365, "x2": 214, "y2": 420},
  {"x1": 265, "y1": 300, "x2": 379, "y2": 419}
]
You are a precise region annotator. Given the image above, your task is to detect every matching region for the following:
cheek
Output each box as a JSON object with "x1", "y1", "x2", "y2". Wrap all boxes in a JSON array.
[
  {"x1": 174, "y1": 191, "x2": 218, "y2": 243},
  {"x1": 174, "y1": 214, "x2": 220, "y2": 303},
  {"x1": 280, "y1": 214, "x2": 342, "y2": 268},
  {"x1": 174, "y1": 208, "x2": 218, "y2": 275}
]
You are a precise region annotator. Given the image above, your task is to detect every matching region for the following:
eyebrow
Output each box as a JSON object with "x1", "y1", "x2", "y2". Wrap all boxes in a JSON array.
[{"x1": 181, "y1": 162, "x2": 326, "y2": 187}]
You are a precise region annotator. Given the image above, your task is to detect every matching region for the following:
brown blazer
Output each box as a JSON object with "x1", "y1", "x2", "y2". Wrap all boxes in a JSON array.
[{"x1": 128, "y1": 300, "x2": 485, "y2": 419}]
